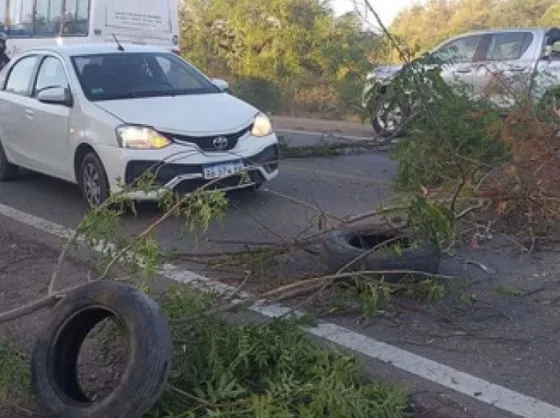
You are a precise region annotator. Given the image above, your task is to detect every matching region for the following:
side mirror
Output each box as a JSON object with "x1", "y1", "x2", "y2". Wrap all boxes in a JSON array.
[
  {"x1": 212, "y1": 78, "x2": 229, "y2": 92},
  {"x1": 36, "y1": 86, "x2": 73, "y2": 106}
]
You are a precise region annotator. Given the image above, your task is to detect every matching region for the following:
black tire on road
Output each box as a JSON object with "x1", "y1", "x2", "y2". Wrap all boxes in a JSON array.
[
  {"x1": 31, "y1": 281, "x2": 173, "y2": 418},
  {"x1": 79, "y1": 152, "x2": 110, "y2": 208},
  {"x1": 0, "y1": 140, "x2": 18, "y2": 181},
  {"x1": 322, "y1": 226, "x2": 442, "y2": 282}
]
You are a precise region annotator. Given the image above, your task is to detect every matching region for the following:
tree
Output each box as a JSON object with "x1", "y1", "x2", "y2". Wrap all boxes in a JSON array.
[
  {"x1": 388, "y1": 0, "x2": 560, "y2": 61},
  {"x1": 179, "y1": 0, "x2": 378, "y2": 117}
]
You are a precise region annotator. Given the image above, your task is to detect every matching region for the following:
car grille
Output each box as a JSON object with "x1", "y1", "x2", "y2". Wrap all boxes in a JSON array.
[
  {"x1": 123, "y1": 145, "x2": 277, "y2": 187},
  {"x1": 160, "y1": 124, "x2": 253, "y2": 152},
  {"x1": 173, "y1": 171, "x2": 265, "y2": 195},
  {"x1": 125, "y1": 161, "x2": 201, "y2": 186}
]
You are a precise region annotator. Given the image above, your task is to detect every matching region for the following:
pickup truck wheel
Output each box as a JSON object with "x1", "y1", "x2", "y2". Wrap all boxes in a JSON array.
[
  {"x1": 0, "y1": 141, "x2": 18, "y2": 181},
  {"x1": 370, "y1": 95, "x2": 409, "y2": 138}
]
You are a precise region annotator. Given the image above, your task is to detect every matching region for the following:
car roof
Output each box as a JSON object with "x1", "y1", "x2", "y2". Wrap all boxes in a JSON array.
[
  {"x1": 455, "y1": 27, "x2": 549, "y2": 37},
  {"x1": 24, "y1": 43, "x2": 170, "y2": 57}
]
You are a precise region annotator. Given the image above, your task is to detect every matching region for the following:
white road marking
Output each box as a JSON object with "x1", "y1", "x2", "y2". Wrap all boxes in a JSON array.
[
  {"x1": 0, "y1": 202, "x2": 558, "y2": 418},
  {"x1": 275, "y1": 128, "x2": 373, "y2": 142}
]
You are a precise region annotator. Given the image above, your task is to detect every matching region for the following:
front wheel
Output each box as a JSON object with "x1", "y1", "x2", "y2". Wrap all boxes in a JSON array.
[
  {"x1": 79, "y1": 152, "x2": 110, "y2": 208},
  {"x1": 370, "y1": 95, "x2": 410, "y2": 138}
]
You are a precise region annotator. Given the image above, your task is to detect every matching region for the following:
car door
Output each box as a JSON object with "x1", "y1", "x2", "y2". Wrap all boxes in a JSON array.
[
  {"x1": 471, "y1": 31, "x2": 537, "y2": 107},
  {"x1": 0, "y1": 54, "x2": 40, "y2": 168},
  {"x1": 430, "y1": 34, "x2": 486, "y2": 97},
  {"x1": 26, "y1": 54, "x2": 73, "y2": 179}
]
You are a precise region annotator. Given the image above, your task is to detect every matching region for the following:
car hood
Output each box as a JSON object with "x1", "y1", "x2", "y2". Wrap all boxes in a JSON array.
[
  {"x1": 94, "y1": 93, "x2": 259, "y2": 134},
  {"x1": 366, "y1": 64, "x2": 404, "y2": 82}
]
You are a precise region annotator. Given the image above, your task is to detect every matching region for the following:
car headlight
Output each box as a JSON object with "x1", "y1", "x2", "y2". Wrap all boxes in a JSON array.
[
  {"x1": 251, "y1": 113, "x2": 272, "y2": 137},
  {"x1": 116, "y1": 125, "x2": 171, "y2": 149}
]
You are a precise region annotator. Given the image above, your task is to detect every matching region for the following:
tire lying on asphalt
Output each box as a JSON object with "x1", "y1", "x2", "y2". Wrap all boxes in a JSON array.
[
  {"x1": 31, "y1": 281, "x2": 172, "y2": 418},
  {"x1": 322, "y1": 225, "x2": 442, "y2": 282}
]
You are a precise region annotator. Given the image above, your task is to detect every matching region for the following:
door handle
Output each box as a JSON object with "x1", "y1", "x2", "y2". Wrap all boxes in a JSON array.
[
  {"x1": 454, "y1": 68, "x2": 472, "y2": 74},
  {"x1": 25, "y1": 109, "x2": 34, "y2": 119},
  {"x1": 508, "y1": 66, "x2": 525, "y2": 72}
]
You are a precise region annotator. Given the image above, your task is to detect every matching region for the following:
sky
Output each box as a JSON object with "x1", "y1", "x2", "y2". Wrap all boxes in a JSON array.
[{"x1": 331, "y1": 0, "x2": 420, "y2": 27}]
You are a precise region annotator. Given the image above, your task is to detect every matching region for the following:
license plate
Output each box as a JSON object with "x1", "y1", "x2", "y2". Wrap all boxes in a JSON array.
[{"x1": 202, "y1": 160, "x2": 245, "y2": 180}]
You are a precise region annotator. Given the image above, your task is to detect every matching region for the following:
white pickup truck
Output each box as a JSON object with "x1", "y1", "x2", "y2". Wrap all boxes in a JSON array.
[{"x1": 363, "y1": 27, "x2": 560, "y2": 136}]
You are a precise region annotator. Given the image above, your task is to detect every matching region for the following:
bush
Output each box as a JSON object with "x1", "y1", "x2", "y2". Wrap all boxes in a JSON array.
[
  {"x1": 293, "y1": 84, "x2": 340, "y2": 118},
  {"x1": 230, "y1": 78, "x2": 283, "y2": 114},
  {"x1": 152, "y1": 289, "x2": 410, "y2": 417}
]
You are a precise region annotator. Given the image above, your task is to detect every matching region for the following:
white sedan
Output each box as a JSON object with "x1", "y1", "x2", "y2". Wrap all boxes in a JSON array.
[{"x1": 0, "y1": 44, "x2": 279, "y2": 207}]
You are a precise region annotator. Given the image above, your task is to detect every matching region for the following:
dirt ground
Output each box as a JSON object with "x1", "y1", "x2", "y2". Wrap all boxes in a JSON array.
[
  {"x1": 268, "y1": 235, "x2": 560, "y2": 417},
  {"x1": 0, "y1": 229, "x2": 127, "y2": 417},
  {"x1": 271, "y1": 115, "x2": 373, "y2": 138},
  {"x1": 200, "y1": 232, "x2": 560, "y2": 418},
  {"x1": 2, "y1": 216, "x2": 560, "y2": 418}
]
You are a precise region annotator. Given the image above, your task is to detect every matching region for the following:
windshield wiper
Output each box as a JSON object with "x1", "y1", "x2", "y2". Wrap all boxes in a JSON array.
[
  {"x1": 105, "y1": 90, "x2": 141, "y2": 100},
  {"x1": 105, "y1": 89, "x2": 182, "y2": 100}
]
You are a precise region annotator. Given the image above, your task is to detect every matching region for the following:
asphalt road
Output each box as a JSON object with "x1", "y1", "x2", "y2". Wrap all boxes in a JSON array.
[
  {"x1": 1, "y1": 126, "x2": 559, "y2": 418},
  {"x1": 0, "y1": 146, "x2": 394, "y2": 253}
]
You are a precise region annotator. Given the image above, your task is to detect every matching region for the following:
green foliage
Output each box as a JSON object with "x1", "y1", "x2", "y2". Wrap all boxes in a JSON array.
[
  {"x1": 179, "y1": 0, "x2": 379, "y2": 118},
  {"x1": 75, "y1": 168, "x2": 228, "y2": 279},
  {"x1": 388, "y1": 0, "x2": 560, "y2": 62},
  {"x1": 366, "y1": 53, "x2": 512, "y2": 248},
  {"x1": 389, "y1": 58, "x2": 506, "y2": 189},
  {"x1": 181, "y1": 190, "x2": 228, "y2": 234},
  {"x1": 406, "y1": 197, "x2": 454, "y2": 248},
  {"x1": 231, "y1": 77, "x2": 283, "y2": 113},
  {"x1": 494, "y1": 286, "x2": 525, "y2": 297},
  {"x1": 150, "y1": 289, "x2": 409, "y2": 417},
  {"x1": 356, "y1": 280, "x2": 392, "y2": 317},
  {"x1": 403, "y1": 279, "x2": 446, "y2": 302},
  {"x1": 0, "y1": 339, "x2": 30, "y2": 403}
]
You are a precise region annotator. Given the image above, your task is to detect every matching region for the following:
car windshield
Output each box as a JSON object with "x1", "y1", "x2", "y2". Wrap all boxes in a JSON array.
[{"x1": 71, "y1": 52, "x2": 221, "y2": 101}]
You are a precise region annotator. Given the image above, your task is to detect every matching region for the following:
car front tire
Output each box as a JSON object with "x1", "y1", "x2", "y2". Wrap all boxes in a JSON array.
[
  {"x1": 370, "y1": 95, "x2": 409, "y2": 138},
  {"x1": 79, "y1": 152, "x2": 110, "y2": 208}
]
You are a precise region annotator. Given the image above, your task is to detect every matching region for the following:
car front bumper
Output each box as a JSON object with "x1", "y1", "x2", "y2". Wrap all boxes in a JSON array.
[{"x1": 96, "y1": 134, "x2": 279, "y2": 201}]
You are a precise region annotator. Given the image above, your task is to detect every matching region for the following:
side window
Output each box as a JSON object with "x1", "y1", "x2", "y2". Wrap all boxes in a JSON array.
[
  {"x1": 2, "y1": 0, "x2": 34, "y2": 37},
  {"x1": 35, "y1": 0, "x2": 63, "y2": 37},
  {"x1": 484, "y1": 32, "x2": 534, "y2": 61},
  {"x1": 0, "y1": 0, "x2": 89, "y2": 38},
  {"x1": 433, "y1": 35, "x2": 484, "y2": 64},
  {"x1": 548, "y1": 29, "x2": 560, "y2": 60},
  {"x1": 552, "y1": 41, "x2": 560, "y2": 60},
  {"x1": 62, "y1": 0, "x2": 90, "y2": 36},
  {"x1": 4, "y1": 55, "x2": 38, "y2": 95},
  {"x1": 34, "y1": 56, "x2": 69, "y2": 95}
]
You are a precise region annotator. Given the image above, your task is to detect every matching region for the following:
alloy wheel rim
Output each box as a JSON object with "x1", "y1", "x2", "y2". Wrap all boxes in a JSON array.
[
  {"x1": 82, "y1": 162, "x2": 102, "y2": 207},
  {"x1": 377, "y1": 101, "x2": 403, "y2": 132}
]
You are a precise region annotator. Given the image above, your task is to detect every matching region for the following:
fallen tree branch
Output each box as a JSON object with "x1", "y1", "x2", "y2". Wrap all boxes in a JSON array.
[
  {"x1": 172, "y1": 269, "x2": 458, "y2": 323},
  {"x1": 274, "y1": 236, "x2": 406, "y2": 320},
  {"x1": 0, "y1": 294, "x2": 63, "y2": 325},
  {"x1": 262, "y1": 188, "x2": 344, "y2": 225},
  {"x1": 344, "y1": 205, "x2": 407, "y2": 225}
]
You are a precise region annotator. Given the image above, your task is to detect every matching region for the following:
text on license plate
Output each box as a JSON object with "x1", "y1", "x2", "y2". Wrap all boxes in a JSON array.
[{"x1": 203, "y1": 160, "x2": 245, "y2": 180}]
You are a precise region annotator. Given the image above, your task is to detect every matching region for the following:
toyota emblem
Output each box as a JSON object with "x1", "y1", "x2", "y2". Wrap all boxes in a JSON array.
[{"x1": 212, "y1": 136, "x2": 229, "y2": 150}]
